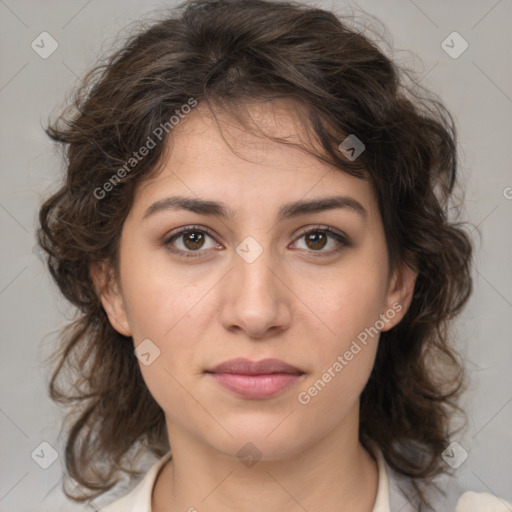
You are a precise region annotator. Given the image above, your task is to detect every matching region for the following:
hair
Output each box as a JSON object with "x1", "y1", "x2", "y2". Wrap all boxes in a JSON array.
[{"x1": 37, "y1": 0, "x2": 473, "y2": 509}]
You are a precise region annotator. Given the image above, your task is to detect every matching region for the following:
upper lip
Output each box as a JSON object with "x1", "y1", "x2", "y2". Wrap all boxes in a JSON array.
[{"x1": 207, "y1": 358, "x2": 304, "y2": 375}]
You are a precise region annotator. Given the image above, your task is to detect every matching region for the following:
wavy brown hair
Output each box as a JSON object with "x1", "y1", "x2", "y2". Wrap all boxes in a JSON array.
[{"x1": 37, "y1": 0, "x2": 473, "y2": 508}]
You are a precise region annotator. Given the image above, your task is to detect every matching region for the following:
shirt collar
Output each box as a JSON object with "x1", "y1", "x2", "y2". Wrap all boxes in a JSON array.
[{"x1": 106, "y1": 444, "x2": 393, "y2": 512}]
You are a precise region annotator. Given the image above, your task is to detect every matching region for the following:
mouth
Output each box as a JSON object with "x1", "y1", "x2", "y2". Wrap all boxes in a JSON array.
[{"x1": 205, "y1": 358, "x2": 305, "y2": 399}]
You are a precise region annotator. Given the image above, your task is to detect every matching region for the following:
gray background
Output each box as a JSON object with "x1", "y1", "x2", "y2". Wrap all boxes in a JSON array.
[{"x1": 1, "y1": 0, "x2": 511, "y2": 510}]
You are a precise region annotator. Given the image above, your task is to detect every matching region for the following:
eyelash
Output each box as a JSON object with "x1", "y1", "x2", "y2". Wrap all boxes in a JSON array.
[{"x1": 162, "y1": 224, "x2": 351, "y2": 259}]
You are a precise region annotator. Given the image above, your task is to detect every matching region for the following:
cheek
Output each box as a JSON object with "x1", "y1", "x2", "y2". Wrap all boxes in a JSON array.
[
  {"x1": 302, "y1": 264, "x2": 388, "y2": 347},
  {"x1": 292, "y1": 261, "x2": 387, "y2": 409},
  {"x1": 119, "y1": 251, "x2": 215, "y2": 393},
  {"x1": 123, "y1": 275, "x2": 210, "y2": 419},
  {"x1": 295, "y1": 276, "x2": 383, "y2": 415},
  {"x1": 119, "y1": 245, "x2": 210, "y2": 341}
]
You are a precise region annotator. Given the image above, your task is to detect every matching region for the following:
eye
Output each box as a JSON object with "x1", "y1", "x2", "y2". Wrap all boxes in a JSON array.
[
  {"x1": 291, "y1": 226, "x2": 350, "y2": 256},
  {"x1": 163, "y1": 225, "x2": 221, "y2": 257},
  {"x1": 163, "y1": 224, "x2": 350, "y2": 258}
]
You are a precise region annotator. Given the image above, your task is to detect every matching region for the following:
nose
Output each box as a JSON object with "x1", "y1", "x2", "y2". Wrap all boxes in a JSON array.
[{"x1": 219, "y1": 243, "x2": 292, "y2": 339}]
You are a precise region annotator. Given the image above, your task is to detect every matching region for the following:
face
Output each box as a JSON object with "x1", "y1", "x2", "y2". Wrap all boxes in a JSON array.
[{"x1": 94, "y1": 100, "x2": 416, "y2": 460}]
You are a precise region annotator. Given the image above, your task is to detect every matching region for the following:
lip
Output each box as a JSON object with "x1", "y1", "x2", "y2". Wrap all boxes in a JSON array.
[
  {"x1": 206, "y1": 358, "x2": 305, "y2": 399},
  {"x1": 208, "y1": 357, "x2": 303, "y2": 375}
]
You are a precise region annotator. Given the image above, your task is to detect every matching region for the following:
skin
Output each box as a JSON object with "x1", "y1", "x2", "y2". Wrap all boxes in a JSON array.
[{"x1": 93, "y1": 100, "x2": 417, "y2": 512}]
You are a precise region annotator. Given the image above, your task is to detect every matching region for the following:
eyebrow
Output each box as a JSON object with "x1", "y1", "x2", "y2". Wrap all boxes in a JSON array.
[{"x1": 142, "y1": 195, "x2": 367, "y2": 222}]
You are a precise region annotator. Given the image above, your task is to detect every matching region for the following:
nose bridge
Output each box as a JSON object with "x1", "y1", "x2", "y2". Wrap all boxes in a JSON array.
[
  {"x1": 237, "y1": 241, "x2": 275, "y2": 294},
  {"x1": 220, "y1": 234, "x2": 291, "y2": 337},
  {"x1": 234, "y1": 235, "x2": 280, "y2": 308}
]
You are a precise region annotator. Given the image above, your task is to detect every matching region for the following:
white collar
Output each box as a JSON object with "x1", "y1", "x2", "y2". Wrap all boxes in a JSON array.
[
  {"x1": 101, "y1": 443, "x2": 511, "y2": 511},
  {"x1": 102, "y1": 444, "x2": 391, "y2": 512}
]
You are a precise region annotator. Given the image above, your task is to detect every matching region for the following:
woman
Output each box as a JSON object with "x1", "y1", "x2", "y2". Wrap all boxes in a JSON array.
[{"x1": 37, "y1": 0, "x2": 510, "y2": 510}]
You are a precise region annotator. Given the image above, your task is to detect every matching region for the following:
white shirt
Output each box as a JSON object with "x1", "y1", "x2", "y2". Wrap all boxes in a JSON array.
[{"x1": 101, "y1": 447, "x2": 511, "y2": 512}]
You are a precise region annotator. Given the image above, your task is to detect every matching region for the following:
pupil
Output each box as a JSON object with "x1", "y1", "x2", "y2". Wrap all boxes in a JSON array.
[
  {"x1": 307, "y1": 231, "x2": 326, "y2": 250},
  {"x1": 185, "y1": 231, "x2": 204, "y2": 249}
]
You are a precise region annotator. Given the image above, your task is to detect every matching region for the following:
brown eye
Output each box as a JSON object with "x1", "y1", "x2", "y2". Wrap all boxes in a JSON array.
[
  {"x1": 292, "y1": 226, "x2": 350, "y2": 256},
  {"x1": 305, "y1": 231, "x2": 328, "y2": 250},
  {"x1": 182, "y1": 230, "x2": 205, "y2": 250},
  {"x1": 164, "y1": 226, "x2": 220, "y2": 257}
]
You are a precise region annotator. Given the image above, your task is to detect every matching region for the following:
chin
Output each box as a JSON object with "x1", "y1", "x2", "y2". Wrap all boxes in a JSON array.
[{"x1": 204, "y1": 414, "x2": 314, "y2": 461}]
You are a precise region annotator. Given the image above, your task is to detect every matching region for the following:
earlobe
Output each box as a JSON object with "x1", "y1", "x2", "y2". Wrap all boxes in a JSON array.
[
  {"x1": 90, "y1": 262, "x2": 132, "y2": 337},
  {"x1": 381, "y1": 263, "x2": 417, "y2": 332}
]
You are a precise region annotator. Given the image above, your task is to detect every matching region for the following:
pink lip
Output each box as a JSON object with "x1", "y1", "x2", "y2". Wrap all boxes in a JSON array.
[{"x1": 206, "y1": 358, "x2": 305, "y2": 399}]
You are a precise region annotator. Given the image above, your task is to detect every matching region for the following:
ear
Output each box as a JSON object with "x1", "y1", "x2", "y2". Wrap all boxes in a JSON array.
[
  {"x1": 90, "y1": 261, "x2": 132, "y2": 337},
  {"x1": 381, "y1": 262, "x2": 417, "y2": 332}
]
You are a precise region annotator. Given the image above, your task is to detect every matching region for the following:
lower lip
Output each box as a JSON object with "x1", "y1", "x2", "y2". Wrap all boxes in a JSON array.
[{"x1": 209, "y1": 372, "x2": 303, "y2": 399}]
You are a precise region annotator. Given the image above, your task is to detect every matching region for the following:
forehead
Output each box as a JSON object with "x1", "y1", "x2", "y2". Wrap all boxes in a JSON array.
[{"x1": 130, "y1": 100, "x2": 379, "y2": 222}]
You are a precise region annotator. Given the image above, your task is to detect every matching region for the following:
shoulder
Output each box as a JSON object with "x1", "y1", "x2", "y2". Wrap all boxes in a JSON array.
[
  {"x1": 455, "y1": 491, "x2": 512, "y2": 512},
  {"x1": 101, "y1": 452, "x2": 173, "y2": 512},
  {"x1": 373, "y1": 444, "x2": 511, "y2": 512}
]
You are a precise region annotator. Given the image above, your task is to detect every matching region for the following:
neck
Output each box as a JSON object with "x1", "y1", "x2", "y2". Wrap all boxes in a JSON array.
[{"x1": 152, "y1": 414, "x2": 379, "y2": 512}]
